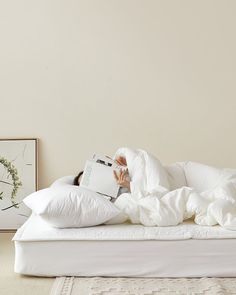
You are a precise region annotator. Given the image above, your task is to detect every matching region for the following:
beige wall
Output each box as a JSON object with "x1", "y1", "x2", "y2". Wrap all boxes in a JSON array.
[{"x1": 0, "y1": 0, "x2": 236, "y2": 189}]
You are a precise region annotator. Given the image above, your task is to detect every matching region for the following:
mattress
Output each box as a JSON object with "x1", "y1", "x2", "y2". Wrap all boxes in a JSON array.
[
  {"x1": 13, "y1": 214, "x2": 236, "y2": 277},
  {"x1": 13, "y1": 213, "x2": 236, "y2": 241}
]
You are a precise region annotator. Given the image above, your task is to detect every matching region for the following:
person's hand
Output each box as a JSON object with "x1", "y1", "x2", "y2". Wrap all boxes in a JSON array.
[
  {"x1": 115, "y1": 156, "x2": 127, "y2": 166},
  {"x1": 113, "y1": 168, "x2": 130, "y2": 191}
]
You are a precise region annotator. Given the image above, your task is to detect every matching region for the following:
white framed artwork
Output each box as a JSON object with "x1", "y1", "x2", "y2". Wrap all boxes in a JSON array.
[{"x1": 0, "y1": 138, "x2": 38, "y2": 230}]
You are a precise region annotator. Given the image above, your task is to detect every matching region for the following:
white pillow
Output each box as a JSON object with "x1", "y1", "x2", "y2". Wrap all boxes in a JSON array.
[
  {"x1": 165, "y1": 163, "x2": 187, "y2": 190},
  {"x1": 50, "y1": 175, "x2": 75, "y2": 187},
  {"x1": 23, "y1": 186, "x2": 120, "y2": 228},
  {"x1": 183, "y1": 162, "x2": 224, "y2": 193}
]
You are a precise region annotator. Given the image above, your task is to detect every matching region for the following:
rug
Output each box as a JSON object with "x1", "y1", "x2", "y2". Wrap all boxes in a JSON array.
[{"x1": 50, "y1": 277, "x2": 236, "y2": 295}]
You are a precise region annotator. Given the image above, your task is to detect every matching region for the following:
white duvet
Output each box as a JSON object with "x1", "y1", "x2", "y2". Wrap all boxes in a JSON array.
[{"x1": 112, "y1": 147, "x2": 236, "y2": 230}]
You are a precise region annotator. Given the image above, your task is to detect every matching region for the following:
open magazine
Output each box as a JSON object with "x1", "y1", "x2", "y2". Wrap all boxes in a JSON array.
[{"x1": 80, "y1": 154, "x2": 126, "y2": 198}]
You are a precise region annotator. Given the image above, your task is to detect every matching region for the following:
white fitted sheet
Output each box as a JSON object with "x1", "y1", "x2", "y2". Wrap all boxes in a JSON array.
[{"x1": 13, "y1": 214, "x2": 236, "y2": 277}]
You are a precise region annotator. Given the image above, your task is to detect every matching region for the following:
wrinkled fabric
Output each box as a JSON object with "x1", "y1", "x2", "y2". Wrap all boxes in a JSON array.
[{"x1": 113, "y1": 147, "x2": 236, "y2": 230}]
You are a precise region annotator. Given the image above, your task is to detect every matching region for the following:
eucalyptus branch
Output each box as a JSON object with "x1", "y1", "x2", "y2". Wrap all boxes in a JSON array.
[
  {"x1": 1, "y1": 202, "x2": 21, "y2": 211},
  {"x1": 0, "y1": 156, "x2": 22, "y2": 206},
  {"x1": 0, "y1": 180, "x2": 14, "y2": 186}
]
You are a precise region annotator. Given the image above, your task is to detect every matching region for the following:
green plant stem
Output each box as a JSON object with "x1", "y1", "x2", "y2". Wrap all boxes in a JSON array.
[{"x1": 0, "y1": 180, "x2": 14, "y2": 186}]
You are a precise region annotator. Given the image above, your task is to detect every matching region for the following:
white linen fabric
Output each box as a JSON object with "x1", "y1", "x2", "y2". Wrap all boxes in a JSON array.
[
  {"x1": 23, "y1": 186, "x2": 120, "y2": 228},
  {"x1": 113, "y1": 147, "x2": 236, "y2": 230},
  {"x1": 13, "y1": 215, "x2": 236, "y2": 277},
  {"x1": 14, "y1": 238, "x2": 236, "y2": 277},
  {"x1": 50, "y1": 175, "x2": 75, "y2": 187},
  {"x1": 13, "y1": 213, "x2": 236, "y2": 241}
]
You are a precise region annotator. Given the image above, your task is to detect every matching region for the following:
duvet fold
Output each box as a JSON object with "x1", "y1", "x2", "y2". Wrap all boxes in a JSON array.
[{"x1": 113, "y1": 147, "x2": 236, "y2": 230}]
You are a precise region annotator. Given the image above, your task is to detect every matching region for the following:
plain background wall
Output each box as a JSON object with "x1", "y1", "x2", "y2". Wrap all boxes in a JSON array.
[{"x1": 0, "y1": 0, "x2": 236, "y2": 189}]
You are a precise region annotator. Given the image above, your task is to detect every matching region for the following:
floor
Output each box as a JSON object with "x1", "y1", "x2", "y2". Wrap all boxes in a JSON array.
[{"x1": 0, "y1": 233, "x2": 54, "y2": 295}]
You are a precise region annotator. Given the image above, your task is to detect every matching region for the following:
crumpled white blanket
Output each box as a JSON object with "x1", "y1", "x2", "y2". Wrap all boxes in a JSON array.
[{"x1": 111, "y1": 147, "x2": 236, "y2": 230}]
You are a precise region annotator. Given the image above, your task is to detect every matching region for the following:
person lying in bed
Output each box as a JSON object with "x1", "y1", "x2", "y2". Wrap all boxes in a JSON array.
[
  {"x1": 74, "y1": 147, "x2": 236, "y2": 229},
  {"x1": 73, "y1": 156, "x2": 131, "y2": 196}
]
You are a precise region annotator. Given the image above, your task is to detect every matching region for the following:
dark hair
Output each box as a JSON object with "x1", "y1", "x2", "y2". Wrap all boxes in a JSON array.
[{"x1": 73, "y1": 171, "x2": 84, "y2": 186}]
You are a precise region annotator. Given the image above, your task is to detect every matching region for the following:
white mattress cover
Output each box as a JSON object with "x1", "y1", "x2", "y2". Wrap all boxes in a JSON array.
[
  {"x1": 13, "y1": 214, "x2": 236, "y2": 242},
  {"x1": 14, "y1": 238, "x2": 236, "y2": 277}
]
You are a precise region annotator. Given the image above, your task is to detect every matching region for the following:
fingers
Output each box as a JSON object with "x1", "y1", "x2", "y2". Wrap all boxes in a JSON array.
[
  {"x1": 114, "y1": 168, "x2": 129, "y2": 185},
  {"x1": 121, "y1": 169, "x2": 128, "y2": 180},
  {"x1": 120, "y1": 171, "x2": 125, "y2": 182},
  {"x1": 121, "y1": 168, "x2": 128, "y2": 175},
  {"x1": 113, "y1": 169, "x2": 123, "y2": 182},
  {"x1": 114, "y1": 170, "x2": 121, "y2": 185},
  {"x1": 113, "y1": 170, "x2": 119, "y2": 181},
  {"x1": 118, "y1": 169, "x2": 123, "y2": 181},
  {"x1": 120, "y1": 169, "x2": 128, "y2": 181}
]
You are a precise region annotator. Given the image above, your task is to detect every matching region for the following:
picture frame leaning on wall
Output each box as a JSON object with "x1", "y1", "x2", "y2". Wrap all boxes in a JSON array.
[{"x1": 0, "y1": 138, "x2": 38, "y2": 231}]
